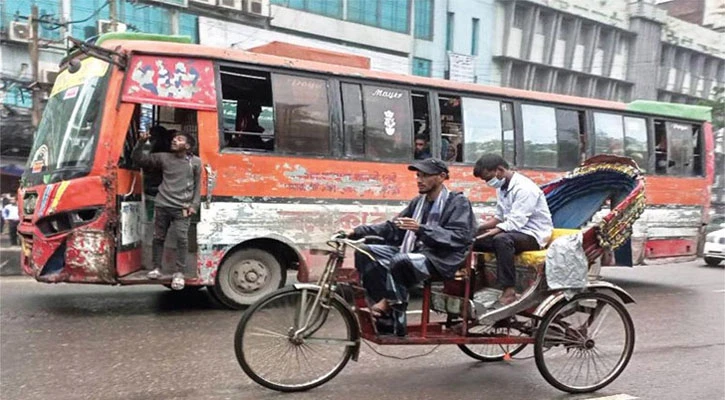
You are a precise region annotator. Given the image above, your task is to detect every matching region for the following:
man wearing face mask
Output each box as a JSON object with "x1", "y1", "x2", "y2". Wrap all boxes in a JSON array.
[{"x1": 472, "y1": 154, "x2": 553, "y2": 306}]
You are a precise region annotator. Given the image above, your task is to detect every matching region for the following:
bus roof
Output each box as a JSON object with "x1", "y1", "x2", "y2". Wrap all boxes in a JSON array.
[
  {"x1": 96, "y1": 32, "x2": 192, "y2": 46},
  {"x1": 626, "y1": 100, "x2": 711, "y2": 122}
]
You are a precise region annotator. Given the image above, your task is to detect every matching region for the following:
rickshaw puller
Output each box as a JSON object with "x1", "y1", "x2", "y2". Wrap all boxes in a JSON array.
[{"x1": 345, "y1": 158, "x2": 476, "y2": 336}]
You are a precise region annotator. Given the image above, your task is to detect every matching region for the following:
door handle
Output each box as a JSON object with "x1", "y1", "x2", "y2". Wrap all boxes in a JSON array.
[
  {"x1": 204, "y1": 164, "x2": 217, "y2": 209},
  {"x1": 123, "y1": 174, "x2": 137, "y2": 199}
]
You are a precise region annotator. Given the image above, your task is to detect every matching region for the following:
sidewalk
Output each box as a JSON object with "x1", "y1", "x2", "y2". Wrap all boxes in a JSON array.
[{"x1": 0, "y1": 233, "x2": 22, "y2": 276}]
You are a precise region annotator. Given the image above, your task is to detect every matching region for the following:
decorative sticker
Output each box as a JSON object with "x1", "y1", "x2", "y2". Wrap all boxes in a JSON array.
[
  {"x1": 122, "y1": 55, "x2": 217, "y2": 111},
  {"x1": 383, "y1": 110, "x2": 396, "y2": 136},
  {"x1": 31, "y1": 144, "x2": 49, "y2": 173},
  {"x1": 63, "y1": 86, "x2": 79, "y2": 100}
]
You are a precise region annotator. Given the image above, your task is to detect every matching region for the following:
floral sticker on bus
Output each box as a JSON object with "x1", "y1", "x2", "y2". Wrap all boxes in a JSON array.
[{"x1": 122, "y1": 55, "x2": 217, "y2": 111}]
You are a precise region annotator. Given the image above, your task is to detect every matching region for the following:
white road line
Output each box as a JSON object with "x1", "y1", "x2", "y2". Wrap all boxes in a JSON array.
[
  {"x1": 714, "y1": 289, "x2": 725, "y2": 293},
  {"x1": 406, "y1": 310, "x2": 423, "y2": 314},
  {"x1": 584, "y1": 395, "x2": 638, "y2": 400}
]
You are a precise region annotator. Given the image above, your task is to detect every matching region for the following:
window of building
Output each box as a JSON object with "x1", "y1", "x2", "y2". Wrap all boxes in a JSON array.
[
  {"x1": 522, "y1": 105, "x2": 557, "y2": 168},
  {"x1": 348, "y1": 0, "x2": 409, "y2": 33},
  {"x1": 440, "y1": 95, "x2": 463, "y2": 162},
  {"x1": 461, "y1": 98, "x2": 515, "y2": 163},
  {"x1": 271, "y1": 0, "x2": 343, "y2": 18},
  {"x1": 446, "y1": 12, "x2": 455, "y2": 51},
  {"x1": 471, "y1": 18, "x2": 480, "y2": 56},
  {"x1": 593, "y1": 112, "x2": 625, "y2": 155},
  {"x1": 624, "y1": 117, "x2": 648, "y2": 171},
  {"x1": 413, "y1": 58, "x2": 432, "y2": 77},
  {"x1": 414, "y1": 0, "x2": 433, "y2": 39},
  {"x1": 271, "y1": 74, "x2": 331, "y2": 155}
]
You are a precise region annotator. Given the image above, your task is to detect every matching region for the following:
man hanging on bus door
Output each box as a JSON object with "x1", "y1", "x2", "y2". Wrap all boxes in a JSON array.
[
  {"x1": 472, "y1": 154, "x2": 553, "y2": 306},
  {"x1": 133, "y1": 130, "x2": 201, "y2": 290}
]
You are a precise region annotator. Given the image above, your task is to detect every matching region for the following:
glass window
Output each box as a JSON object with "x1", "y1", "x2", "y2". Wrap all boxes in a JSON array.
[
  {"x1": 446, "y1": 12, "x2": 455, "y2": 51},
  {"x1": 461, "y1": 98, "x2": 503, "y2": 163},
  {"x1": 348, "y1": 0, "x2": 409, "y2": 33},
  {"x1": 555, "y1": 109, "x2": 581, "y2": 169},
  {"x1": 471, "y1": 18, "x2": 480, "y2": 56},
  {"x1": 522, "y1": 104, "x2": 558, "y2": 168},
  {"x1": 624, "y1": 117, "x2": 648, "y2": 171},
  {"x1": 414, "y1": 0, "x2": 433, "y2": 39},
  {"x1": 272, "y1": 0, "x2": 342, "y2": 18},
  {"x1": 272, "y1": 74, "x2": 330, "y2": 155},
  {"x1": 362, "y1": 85, "x2": 413, "y2": 160},
  {"x1": 440, "y1": 95, "x2": 463, "y2": 162},
  {"x1": 593, "y1": 112, "x2": 625, "y2": 155},
  {"x1": 666, "y1": 122, "x2": 694, "y2": 175},
  {"x1": 501, "y1": 102, "x2": 515, "y2": 162},
  {"x1": 412, "y1": 58, "x2": 432, "y2": 77},
  {"x1": 342, "y1": 83, "x2": 365, "y2": 157}
]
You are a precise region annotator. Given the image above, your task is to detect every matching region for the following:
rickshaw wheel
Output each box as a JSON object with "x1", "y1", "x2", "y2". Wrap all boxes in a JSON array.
[
  {"x1": 235, "y1": 286, "x2": 359, "y2": 392},
  {"x1": 458, "y1": 320, "x2": 528, "y2": 362},
  {"x1": 534, "y1": 292, "x2": 635, "y2": 394}
]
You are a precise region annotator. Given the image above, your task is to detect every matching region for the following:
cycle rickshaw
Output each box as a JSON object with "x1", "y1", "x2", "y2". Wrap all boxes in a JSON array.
[{"x1": 233, "y1": 155, "x2": 645, "y2": 394}]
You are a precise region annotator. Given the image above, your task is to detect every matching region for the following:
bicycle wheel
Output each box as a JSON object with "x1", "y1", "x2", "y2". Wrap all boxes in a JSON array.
[
  {"x1": 234, "y1": 286, "x2": 359, "y2": 392},
  {"x1": 534, "y1": 292, "x2": 635, "y2": 393},
  {"x1": 458, "y1": 320, "x2": 529, "y2": 362}
]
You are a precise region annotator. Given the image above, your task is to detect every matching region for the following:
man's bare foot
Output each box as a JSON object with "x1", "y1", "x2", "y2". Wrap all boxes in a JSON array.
[
  {"x1": 370, "y1": 299, "x2": 391, "y2": 318},
  {"x1": 498, "y1": 287, "x2": 518, "y2": 306}
]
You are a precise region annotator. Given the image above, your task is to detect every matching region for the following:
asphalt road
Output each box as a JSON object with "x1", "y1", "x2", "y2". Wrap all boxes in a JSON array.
[{"x1": 1, "y1": 260, "x2": 723, "y2": 400}]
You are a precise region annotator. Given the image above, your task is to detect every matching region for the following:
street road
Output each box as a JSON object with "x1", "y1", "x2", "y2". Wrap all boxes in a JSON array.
[{"x1": 1, "y1": 260, "x2": 723, "y2": 400}]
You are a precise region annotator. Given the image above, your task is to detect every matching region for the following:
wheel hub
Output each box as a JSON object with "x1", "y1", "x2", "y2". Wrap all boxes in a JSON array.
[
  {"x1": 232, "y1": 260, "x2": 269, "y2": 292},
  {"x1": 584, "y1": 339, "x2": 595, "y2": 349}
]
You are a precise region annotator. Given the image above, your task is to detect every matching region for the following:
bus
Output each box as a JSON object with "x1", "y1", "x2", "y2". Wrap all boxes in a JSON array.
[{"x1": 17, "y1": 33, "x2": 715, "y2": 309}]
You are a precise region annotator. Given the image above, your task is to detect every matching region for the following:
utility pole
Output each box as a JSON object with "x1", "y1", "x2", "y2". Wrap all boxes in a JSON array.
[
  {"x1": 109, "y1": 0, "x2": 118, "y2": 31},
  {"x1": 29, "y1": 5, "x2": 40, "y2": 129}
]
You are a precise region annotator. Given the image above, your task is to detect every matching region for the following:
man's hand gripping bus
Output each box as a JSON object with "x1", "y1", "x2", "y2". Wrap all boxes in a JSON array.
[{"x1": 234, "y1": 155, "x2": 644, "y2": 394}]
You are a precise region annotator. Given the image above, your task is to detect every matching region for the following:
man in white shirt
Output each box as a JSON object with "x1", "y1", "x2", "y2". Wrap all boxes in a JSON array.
[
  {"x1": 473, "y1": 154, "x2": 553, "y2": 306},
  {"x1": 2, "y1": 197, "x2": 20, "y2": 246}
]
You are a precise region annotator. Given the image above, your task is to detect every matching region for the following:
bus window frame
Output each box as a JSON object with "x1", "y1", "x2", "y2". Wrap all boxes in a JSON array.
[
  {"x1": 215, "y1": 60, "x2": 338, "y2": 159},
  {"x1": 652, "y1": 116, "x2": 706, "y2": 177}
]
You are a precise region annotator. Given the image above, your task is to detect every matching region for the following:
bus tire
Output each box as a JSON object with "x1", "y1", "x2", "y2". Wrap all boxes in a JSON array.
[{"x1": 212, "y1": 248, "x2": 286, "y2": 309}]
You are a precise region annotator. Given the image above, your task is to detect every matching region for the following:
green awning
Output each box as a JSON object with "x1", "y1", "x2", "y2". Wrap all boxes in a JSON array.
[{"x1": 626, "y1": 100, "x2": 711, "y2": 122}]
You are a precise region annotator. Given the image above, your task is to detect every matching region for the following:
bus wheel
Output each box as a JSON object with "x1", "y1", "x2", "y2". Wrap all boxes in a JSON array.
[{"x1": 212, "y1": 248, "x2": 286, "y2": 309}]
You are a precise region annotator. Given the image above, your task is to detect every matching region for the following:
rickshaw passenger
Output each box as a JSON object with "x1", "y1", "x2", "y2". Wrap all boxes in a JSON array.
[
  {"x1": 345, "y1": 158, "x2": 477, "y2": 336},
  {"x1": 472, "y1": 154, "x2": 553, "y2": 306}
]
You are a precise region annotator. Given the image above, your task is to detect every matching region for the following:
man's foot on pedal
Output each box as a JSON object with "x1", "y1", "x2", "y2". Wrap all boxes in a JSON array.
[
  {"x1": 497, "y1": 288, "x2": 519, "y2": 306},
  {"x1": 147, "y1": 268, "x2": 162, "y2": 279},
  {"x1": 170, "y1": 272, "x2": 185, "y2": 290}
]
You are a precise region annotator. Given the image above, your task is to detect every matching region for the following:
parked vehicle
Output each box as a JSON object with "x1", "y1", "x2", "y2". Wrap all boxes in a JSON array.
[{"x1": 704, "y1": 228, "x2": 725, "y2": 266}]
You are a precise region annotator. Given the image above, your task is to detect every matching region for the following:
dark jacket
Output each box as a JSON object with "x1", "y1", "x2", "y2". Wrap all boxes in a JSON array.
[
  {"x1": 132, "y1": 143, "x2": 202, "y2": 210},
  {"x1": 352, "y1": 191, "x2": 477, "y2": 279}
]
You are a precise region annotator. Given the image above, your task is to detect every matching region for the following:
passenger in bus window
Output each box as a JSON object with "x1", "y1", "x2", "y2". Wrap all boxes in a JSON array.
[
  {"x1": 414, "y1": 134, "x2": 432, "y2": 160},
  {"x1": 235, "y1": 102, "x2": 272, "y2": 151},
  {"x1": 472, "y1": 154, "x2": 553, "y2": 306},
  {"x1": 344, "y1": 159, "x2": 476, "y2": 336},
  {"x1": 133, "y1": 131, "x2": 202, "y2": 290}
]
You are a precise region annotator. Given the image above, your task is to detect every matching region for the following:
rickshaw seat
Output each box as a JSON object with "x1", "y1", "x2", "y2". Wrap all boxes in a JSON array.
[{"x1": 480, "y1": 228, "x2": 580, "y2": 269}]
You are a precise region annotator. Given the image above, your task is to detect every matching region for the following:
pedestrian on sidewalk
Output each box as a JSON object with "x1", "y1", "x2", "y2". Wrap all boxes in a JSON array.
[{"x1": 2, "y1": 197, "x2": 20, "y2": 246}]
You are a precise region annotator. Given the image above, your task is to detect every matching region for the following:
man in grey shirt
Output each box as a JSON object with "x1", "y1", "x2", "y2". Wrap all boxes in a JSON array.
[
  {"x1": 133, "y1": 130, "x2": 201, "y2": 289},
  {"x1": 473, "y1": 154, "x2": 553, "y2": 306}
]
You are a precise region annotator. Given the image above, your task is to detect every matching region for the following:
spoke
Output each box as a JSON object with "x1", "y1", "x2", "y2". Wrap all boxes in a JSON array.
[
  {"x1": 248, "y1": 327, "x2": 292, "y2": 339},
  {"x1": 590, "y1": 306, "x2": 612, "y2": 339},
  {"x1": 305, "y1": 337, "x2": 357, "y2": 346}
]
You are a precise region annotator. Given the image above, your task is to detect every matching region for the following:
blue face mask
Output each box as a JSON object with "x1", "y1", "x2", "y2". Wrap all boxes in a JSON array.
[{"x1": 487, "y1": 176, "x2": 505, "y2": 189}]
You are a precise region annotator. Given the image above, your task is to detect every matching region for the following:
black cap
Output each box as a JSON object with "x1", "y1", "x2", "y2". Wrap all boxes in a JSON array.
[{"x1": 408, "y1": 158, "x2": 449, "y2": 175}]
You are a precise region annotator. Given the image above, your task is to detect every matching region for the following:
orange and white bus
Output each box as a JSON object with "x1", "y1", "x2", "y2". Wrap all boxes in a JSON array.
[{"x1": 18, "y1": 33, "x2": 715, "y2": 308}]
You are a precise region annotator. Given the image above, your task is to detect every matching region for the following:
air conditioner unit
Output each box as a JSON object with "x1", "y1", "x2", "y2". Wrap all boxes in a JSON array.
[
  {"x1": 41, "y1": 69, "x2": 60, "y2": 84},
  {"x1": 190, "y1": 0, "x2": 216, "y2": 5},
  {"x1": 8, "y1": 21, "x2": 31, "y2": 42},
  {"x1": 97, "y1": 20, "x2": 127, "y2": 34},
  {"x1": 248, "y1": 0, "x2": 265, "y2": 15},
  {"x1": 218, "y1": 0, "x2": 242, "y2": 11}
]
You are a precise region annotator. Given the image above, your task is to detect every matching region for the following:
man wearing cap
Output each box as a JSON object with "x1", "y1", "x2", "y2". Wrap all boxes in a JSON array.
[{"x1": 344, "y1": 158, "x2": 477, "y2": 336}]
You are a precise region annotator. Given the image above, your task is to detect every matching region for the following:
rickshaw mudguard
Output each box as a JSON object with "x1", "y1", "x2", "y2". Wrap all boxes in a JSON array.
[
  {"x1": 533, "y1": 281, "x2": 635, "y2": 318},
  {"x1": 293, "y1": 283, "x2": 363, "y2": 361}
]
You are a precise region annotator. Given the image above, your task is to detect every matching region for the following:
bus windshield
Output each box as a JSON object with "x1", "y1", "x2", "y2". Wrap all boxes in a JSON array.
[{"x1": 25, "y1": 58, "x2": 110, "y2": 184}]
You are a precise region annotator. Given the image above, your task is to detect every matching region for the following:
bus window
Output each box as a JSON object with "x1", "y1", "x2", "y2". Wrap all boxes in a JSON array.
[
  {"x1": 342, "y1": 83, "x2": 365, "y2": 157},
  {"x1": 692, "y1": 125, "x2": 703, "y2": 176},
  {"x1": 555, "y1": 109, "x2": 582, "y2": 170},
  {"x1": 624, "y1": 117, "x2": 648, "y2": 171},
  {"x1": 219, "y1": 67, "x2": 274, "y2": 152},
  {"x1": 666, "y1": 121, "x2": 694, "y2": 175},
  {"x1": 271, "y1": 74, "x2": 331, "y2": 155},
  {"x1": 521, "y1": 104, "x2": 558, "y2": 168},
  {"x1": 501, "y1": 102, "x2": 515, "y2": 162},
  {"x1": 361, "y1": 85, "x2": 413, "y2": 161},
  {"x1": 655, "y1": 120, "x2": 668, "y2": 174},
  {"x1": 412, "y1": 92, "x2": 431, "y2": 159},
  {"x1": 440, "y1": 95, "x2": 463, "y2": 162},
  {"x1": 594, "y1": 112, "x2": 625, "y2": 156},
  {"x1": 461, "y1": 97, "x2": 504, "y2": 163}
]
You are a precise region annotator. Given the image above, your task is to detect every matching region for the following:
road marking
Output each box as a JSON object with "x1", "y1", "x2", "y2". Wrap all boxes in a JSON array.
[
  {"x1": 714, "y1": 289, "x2": 725, "y2": 293},
  {"x1": 406, "y1": 310, "x2": 423, "y2": 314},
  {"x1": 585, "y1": 395, "x2": 638, "y2": 400}
]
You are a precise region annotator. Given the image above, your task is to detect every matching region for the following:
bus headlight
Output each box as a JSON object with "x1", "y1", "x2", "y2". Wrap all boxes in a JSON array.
[{"x1": 37, "y1": 207, "x2": 101, "y2": 237}]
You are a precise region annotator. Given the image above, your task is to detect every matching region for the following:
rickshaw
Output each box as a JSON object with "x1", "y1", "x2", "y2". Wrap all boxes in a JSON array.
[{"x1": 233, "y1": 155, "x2": 646, "y2": 394}]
